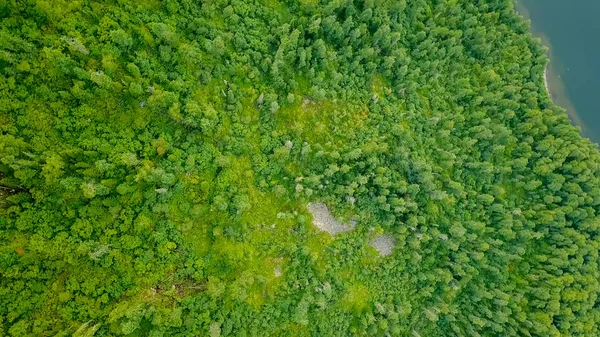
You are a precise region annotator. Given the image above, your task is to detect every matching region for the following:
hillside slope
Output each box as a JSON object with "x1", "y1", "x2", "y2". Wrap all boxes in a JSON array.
[{"x1": 1, "y1": 1, "x2": 599, "y2": 336}]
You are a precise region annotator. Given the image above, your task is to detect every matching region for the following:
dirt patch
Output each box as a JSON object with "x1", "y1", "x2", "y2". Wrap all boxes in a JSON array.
[
  {"x1": 307, "y1": 202, "x2": 355, "y2": 235},
  {"x1": 273, "y1": 257, "x2": 283, "y2": 277},
  {"x1": 369, "y1": 234, "x2": 395, "y2": 257}
]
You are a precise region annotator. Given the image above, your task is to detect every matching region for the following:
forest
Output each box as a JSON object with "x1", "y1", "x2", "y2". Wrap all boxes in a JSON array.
[{"x1": 1, "y1": 0, "x2": 600, "y2": 336}]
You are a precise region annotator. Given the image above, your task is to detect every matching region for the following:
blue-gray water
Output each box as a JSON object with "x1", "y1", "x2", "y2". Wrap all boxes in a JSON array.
[{"x1": 518, "y1": 0, "x2": 600, "y2": 144}]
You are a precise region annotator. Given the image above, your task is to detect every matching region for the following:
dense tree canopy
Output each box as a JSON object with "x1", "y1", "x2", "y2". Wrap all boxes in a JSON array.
[{"x1": 1, "y1": 0, "x2": 599, "y2": 336}]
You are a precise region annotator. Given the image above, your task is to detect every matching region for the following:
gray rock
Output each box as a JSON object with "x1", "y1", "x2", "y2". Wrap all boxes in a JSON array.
[
  {"x1": 369, "y1": 234, "x2": 395, "y2": 257},
  {"x1": 307, "y1": 203, "x2": 355, "y2": 235}
]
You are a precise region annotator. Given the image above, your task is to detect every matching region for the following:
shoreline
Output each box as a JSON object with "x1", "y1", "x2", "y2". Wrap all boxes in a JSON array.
[
  {"x1": 516, "y1": 3, "x2": 586, "y2": 132},
  {"x1": 543, "y1": 66, "x2": 551, "y2": 98},
  {"x1": 515, "y1": 4, "x2": 554, "y2": 102},
  {"x1": 543, "y1": 61, "x2": 585, "y2": 128}
]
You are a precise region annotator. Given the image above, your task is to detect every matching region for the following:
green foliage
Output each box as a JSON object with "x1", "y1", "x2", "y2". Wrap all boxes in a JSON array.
[{"x1": 1, "y1": 0, "x2": 600, "y2": 336}]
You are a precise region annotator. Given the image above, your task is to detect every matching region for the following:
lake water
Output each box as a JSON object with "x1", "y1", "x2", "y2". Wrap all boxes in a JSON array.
[{"x1": 517, "y1": 0, "x2": 600, "y2": 144}]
